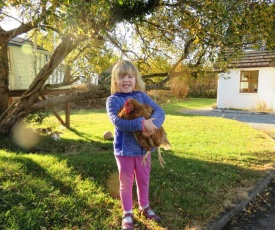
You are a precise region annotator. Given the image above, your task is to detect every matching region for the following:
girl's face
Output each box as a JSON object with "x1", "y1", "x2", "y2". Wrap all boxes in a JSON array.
[{"x1": 116, "y1": 74, "x2": 136, "y2": 93}]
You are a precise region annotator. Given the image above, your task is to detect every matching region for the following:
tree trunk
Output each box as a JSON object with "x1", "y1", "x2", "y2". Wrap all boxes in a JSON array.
[{"x1": 0, "y1": 42, "x2": 9, "y2": 116}]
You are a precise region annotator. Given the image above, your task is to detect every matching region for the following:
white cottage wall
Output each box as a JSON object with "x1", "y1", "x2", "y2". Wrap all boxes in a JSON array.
[
  {"x1": 217, "y1": 67, "x2": 275, "y2": 111},
  {"x1": 258, "y1": 68, "x2": 275, "y2": 110},
  {"x1": 8, "y1": 46, "x2": 51, "y2": 90},
  {"x1": 8, "y1": 46, "x2": 34, "y2": 90}
]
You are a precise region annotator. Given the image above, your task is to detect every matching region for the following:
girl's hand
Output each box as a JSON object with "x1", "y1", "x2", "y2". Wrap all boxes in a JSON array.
[
  {"x1": 143, "y1": 118, "x2": 157, "y2": 136},
  {"x1": 142, "y1": 131, "x2": 151, "y2": 137}
]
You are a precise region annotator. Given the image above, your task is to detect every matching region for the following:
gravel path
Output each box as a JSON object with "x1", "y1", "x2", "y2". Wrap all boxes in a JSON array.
[{"x1": 181, "y1": 108, "x2": 275, "y2": 131}]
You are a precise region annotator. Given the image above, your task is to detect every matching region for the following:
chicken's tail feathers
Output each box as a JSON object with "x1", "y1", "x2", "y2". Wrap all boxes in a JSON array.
[
  {"x1": 161, "y1": 139, "x2": 172, "y2": 150},
  {"x1": 160, "y1": 132, "x2": 172, "y2": 150}
]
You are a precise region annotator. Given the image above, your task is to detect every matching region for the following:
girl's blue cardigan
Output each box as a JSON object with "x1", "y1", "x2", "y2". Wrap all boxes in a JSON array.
[{"x1": 106, "y1": 91, "x2": 165, "y2": 157}]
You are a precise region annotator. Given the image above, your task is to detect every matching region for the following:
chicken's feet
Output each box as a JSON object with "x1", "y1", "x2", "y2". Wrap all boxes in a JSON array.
[
  {"x1": 157, "y1": 147, "x2": 166, "y2": 168},
  {"x1": 141, "y1": 151, "x2": 151, "y2": 166}
]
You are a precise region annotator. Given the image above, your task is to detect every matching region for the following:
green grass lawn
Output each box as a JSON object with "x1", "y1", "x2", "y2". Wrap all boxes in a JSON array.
[{"x1": 1, "y1": 98, "x2": 275, "y2": 230}]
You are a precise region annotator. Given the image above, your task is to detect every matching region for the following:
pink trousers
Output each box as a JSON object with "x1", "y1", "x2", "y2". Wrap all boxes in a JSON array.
[{"x1": 115, "y1": 155, "x2": 151, "y2": 211}]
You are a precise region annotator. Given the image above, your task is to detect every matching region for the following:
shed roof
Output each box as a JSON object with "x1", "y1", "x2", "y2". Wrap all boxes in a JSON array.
[
  {"x1": 229, "y1": 50, "x2": 275, "y2": 68},
  {"x1": 8, "y1": 37, "x2": 47, "y2": 51}
]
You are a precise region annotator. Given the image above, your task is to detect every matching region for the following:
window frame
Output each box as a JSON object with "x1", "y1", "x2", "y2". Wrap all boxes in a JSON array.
[{"x1": 239, "y1": 70, "x2": 259, "y2": 93}]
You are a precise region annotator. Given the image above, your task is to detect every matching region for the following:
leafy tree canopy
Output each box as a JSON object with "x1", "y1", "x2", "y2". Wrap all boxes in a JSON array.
[{"x1": 0, "y1": 0, "x2": 275, "y2": 135}]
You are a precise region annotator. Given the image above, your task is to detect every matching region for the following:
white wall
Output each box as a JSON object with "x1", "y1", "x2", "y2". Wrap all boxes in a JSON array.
[
  {"x1": 8, "y1": 46, "x2": 51, "y2": 90},
  {"x1": 217, "y1": 67, "x2": 275, "y2": 111},
  {"x1": 8, "y1": 46, "x2": 34, "y2": 90}
]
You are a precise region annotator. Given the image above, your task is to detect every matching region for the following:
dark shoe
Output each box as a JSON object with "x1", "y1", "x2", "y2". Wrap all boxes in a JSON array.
[
  {"x1": 122, "y1": 213, "x2": 134, "y2": 230},
  {"x1": 139, "y1": 206, "x2": 161, "y2": 223}
]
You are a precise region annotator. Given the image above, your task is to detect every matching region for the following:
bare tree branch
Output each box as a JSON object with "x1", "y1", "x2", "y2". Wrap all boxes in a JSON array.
[{"x1": 30, "y1": 86, "x2": 109, "y2": 111}]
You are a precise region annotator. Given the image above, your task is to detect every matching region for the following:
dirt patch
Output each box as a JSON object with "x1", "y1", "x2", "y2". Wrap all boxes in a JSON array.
[{"x1": 223, "y1": 178, "x2": 275, "y2": 230}]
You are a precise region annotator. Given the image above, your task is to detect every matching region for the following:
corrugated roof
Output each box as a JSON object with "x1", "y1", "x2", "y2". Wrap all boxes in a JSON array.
[
  {"x1": 229, "y1": 50, "x2": 275, "y2": 68},
  {"x1": 8, "y1": 37, "x2": 48, "y2": 51},
  {"x1": 8, "y1": 37, "x2": 31, "y2": 46}
]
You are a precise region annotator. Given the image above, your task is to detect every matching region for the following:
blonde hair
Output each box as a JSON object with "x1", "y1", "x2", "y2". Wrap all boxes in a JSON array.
[{"x1": 110, "y1": 60, "x2": 145, "y2": 94}]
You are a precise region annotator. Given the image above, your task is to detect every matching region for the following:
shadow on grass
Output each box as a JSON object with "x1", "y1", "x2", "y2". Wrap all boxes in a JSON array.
[
  {"x1": 62, "y1": 149, "x2": 264, "y2": 229},
  {"x1": 0, "y1": 151, "x2": 117, "y2": 229},
  {"x1": 67, "y1": 126, "x2": 96, "y2": 140},
  {"x1": 0, "y1": 134, "x2": 268, "y2": 230},
  {"x1": 0, "y1": 155, "x2": 74, "y2": 228}
]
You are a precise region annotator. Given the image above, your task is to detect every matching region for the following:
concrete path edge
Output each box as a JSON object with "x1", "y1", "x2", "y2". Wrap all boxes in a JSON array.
[{"x1": 206, "y1": 170, "x2": 275, "y2": 230}]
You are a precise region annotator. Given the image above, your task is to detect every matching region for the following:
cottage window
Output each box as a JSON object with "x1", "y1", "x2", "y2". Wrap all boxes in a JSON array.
[{"x1": 239, "y1": 70, "x2": 258, "y2": 93}]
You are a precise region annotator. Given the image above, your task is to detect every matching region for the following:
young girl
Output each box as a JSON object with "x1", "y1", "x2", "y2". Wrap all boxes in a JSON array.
[{"x1": 106, "y1": 60, "x2": 165, "y2": 230}]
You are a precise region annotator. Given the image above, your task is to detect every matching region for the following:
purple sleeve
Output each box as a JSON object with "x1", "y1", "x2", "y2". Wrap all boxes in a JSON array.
[{"x1": 140, "y1": 93, "x2": 165, "y2": 128}]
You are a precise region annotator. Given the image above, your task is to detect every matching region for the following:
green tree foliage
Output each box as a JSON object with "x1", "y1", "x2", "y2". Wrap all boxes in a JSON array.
[{"x1": 0, "y1": 0, "x2": 275, "y2": 135}]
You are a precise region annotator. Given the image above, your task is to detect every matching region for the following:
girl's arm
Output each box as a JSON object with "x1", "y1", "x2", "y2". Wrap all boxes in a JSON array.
[
  {"x1": 141, "y1": 93, "x2": 165, "y2": 128},
  {"x1": 143, "y1": 117, "x2": 157, "y2": 136},
  {"x1": 106, "y1": 96, "x2": 144, "y2": 132}
]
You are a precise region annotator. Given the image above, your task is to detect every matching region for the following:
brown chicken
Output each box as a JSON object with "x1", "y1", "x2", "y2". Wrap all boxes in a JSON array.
[{"x1": 118, "y1": 98, "x2": 171, "y2": 168}]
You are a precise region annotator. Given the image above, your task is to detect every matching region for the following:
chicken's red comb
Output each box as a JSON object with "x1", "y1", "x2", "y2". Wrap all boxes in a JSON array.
[
  {"x1": 124, "y1": 99, "x2": 130, "y2": 106},
  {"x1": 124, "y1": 99, "x2": 132, "y2": 113}
]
